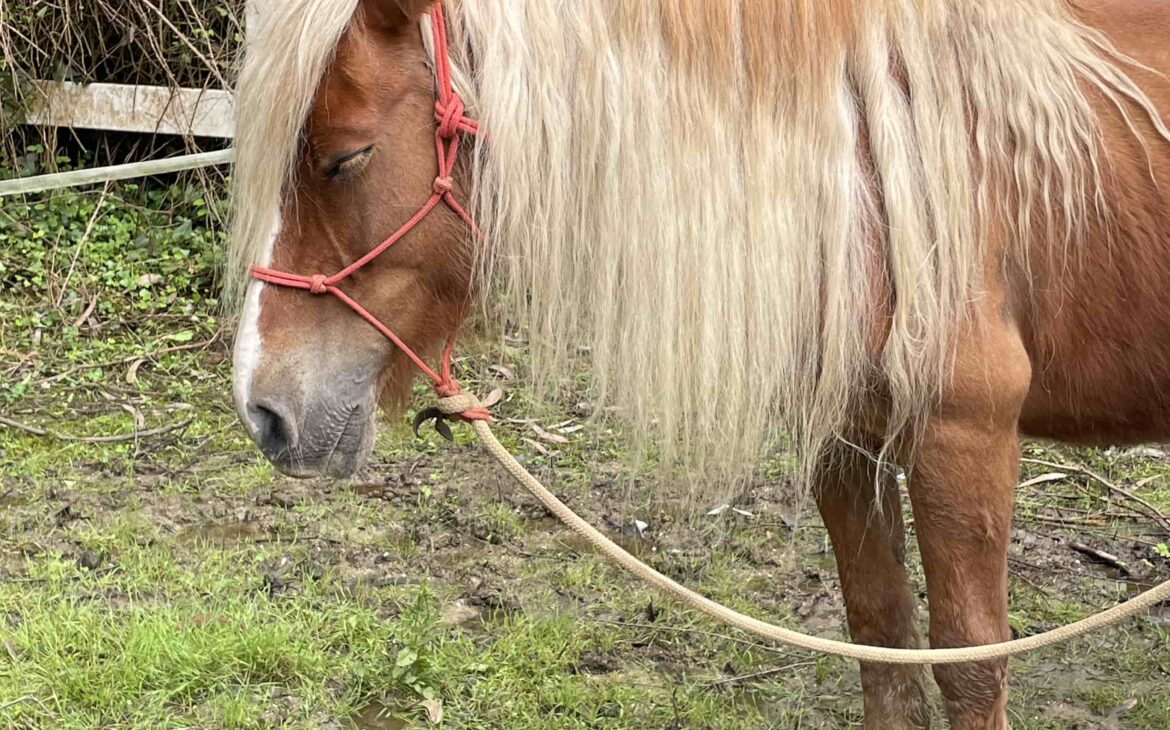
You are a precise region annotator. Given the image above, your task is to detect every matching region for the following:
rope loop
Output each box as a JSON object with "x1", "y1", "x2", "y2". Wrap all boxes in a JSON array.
[{"x1": 457, "y1": 417, "x2": 1170, "y2": 665}]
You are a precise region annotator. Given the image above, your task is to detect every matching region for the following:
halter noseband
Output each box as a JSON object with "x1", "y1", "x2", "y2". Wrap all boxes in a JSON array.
[{"x1": 249, "y1": 3, "x2": 488, "y2": 422}]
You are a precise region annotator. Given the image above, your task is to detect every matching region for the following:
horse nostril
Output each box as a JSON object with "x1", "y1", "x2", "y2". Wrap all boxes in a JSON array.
[{"x1": 247, "y1": 400, "x2": 297, "y2": 457}]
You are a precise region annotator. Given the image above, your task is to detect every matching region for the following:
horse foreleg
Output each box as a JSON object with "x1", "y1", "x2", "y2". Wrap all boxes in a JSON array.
[
  {"x1": 817, "y1": 444, "x2": 932, "y2": 729},
  {"x1": 906, "y1": 325, "x2": 1030, "y2": 729}
]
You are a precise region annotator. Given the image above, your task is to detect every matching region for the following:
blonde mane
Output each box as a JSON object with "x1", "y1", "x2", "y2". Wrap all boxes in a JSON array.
[
  {"x1": 231, "y1": 0, "x2": 1164, "y2": 491},
  {"x1": 230, "y1": 0, "x2": 360, "y2": 293}
]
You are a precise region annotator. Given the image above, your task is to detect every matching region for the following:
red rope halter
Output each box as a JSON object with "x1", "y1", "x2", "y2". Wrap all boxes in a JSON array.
[{"x1": 249, "y1": 3, "x2": 489, "y2": 423}]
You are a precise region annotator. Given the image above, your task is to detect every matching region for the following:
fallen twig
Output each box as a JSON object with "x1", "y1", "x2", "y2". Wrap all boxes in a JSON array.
[
  {"x1": 0, "y1": 414, "x2": 194, "y2": 444},
  {"x1": 704, "y1": 662, "x2": 818, "y2": 688},
  {"x1": 31, "y1": 335, "x2": 220, "y2": 386},
  {"x1": 0, "y1": 695, "x2": 49, "y2": 713},
  {"x1": 1021, "y1": 457, "x2": 1170, "y2": 534},
  {"x1": 68, "y1": 295, "x2": 99, "y2": 331},
  {"x1": 583, "y1": 617, "x2": 800, "y2": 658},
  {"x1": 1069, "y1": 542, "x2": 1130, "y2": 576},
  {"x1": 56, "y1": 183, "x2": 110, "y2": 308}
]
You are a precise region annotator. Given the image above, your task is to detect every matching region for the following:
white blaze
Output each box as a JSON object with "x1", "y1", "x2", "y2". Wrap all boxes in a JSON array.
[{"x1": 232, "y1": 213, "x2": 279, "y2": 431}]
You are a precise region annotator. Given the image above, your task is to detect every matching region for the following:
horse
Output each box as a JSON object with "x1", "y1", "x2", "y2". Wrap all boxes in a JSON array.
[{"x1": 226, "y1": 1, "x2": 1170, "y2": 727}]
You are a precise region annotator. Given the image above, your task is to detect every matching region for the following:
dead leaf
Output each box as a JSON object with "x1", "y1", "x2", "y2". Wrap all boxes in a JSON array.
[
  {"x1": 420, "y1": 698, "x2": 443, "y2": 724},
  {"x1": 481, "y1": 388, "x2": 504, "y2": 409},
  {"x1": 1017, "y1": 472, "x2": 1068, "y2": 489},
  {"x1": 126, "y1": 358, "x2": 145, "y2": 385},
  {"x1": 531, "y1": 422, "x2": 569, "y2": 444},
  {"x1": 488, "y1": 364, "x2": 515, "y2": 381}
]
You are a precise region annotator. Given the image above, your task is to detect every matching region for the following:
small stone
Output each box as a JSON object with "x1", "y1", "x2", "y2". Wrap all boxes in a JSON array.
[
  {"x1": 264, "y1": 492, "x2": 297, "y2": 509},
  {"x1": 77, "y1": 550, "x2": 102, "y2": 571},
  {"x1": 440, "y1": 600, "x2": 481, "y2": 626},
  {"x1": 262, "y1": 572, "x2": 286, "y2": 597}
]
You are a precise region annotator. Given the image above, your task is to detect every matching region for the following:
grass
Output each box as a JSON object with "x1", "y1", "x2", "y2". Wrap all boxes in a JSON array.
[
  {"x1": 2, "y1": 175, "x2": 1169, "y2": 728},
  {"x1": 0, "y1": 519, "x2": 785, "y2": 729}
]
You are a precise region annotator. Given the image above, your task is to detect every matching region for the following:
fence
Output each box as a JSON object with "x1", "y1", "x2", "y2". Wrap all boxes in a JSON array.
[{"x1": 0, "y1": 1, "x2": 255, "y2": 196}]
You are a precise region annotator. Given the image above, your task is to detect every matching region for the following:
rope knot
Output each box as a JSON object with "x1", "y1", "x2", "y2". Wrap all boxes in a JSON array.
[
  {"x1": 433, "y1": 176, "x2": 454, "y2": 195},
  {"x1": 434, "y1": 93, "x2": 465, "y2": 139},
  {"x1": 308, "y1": 274, "x2": 328, "y2": 294},
  {"x1": 413, "y1": 389, "x2": 491, "y2": 440},
  {"x1": 435, "y1": 388, "x2": 491, "y2": 422}
]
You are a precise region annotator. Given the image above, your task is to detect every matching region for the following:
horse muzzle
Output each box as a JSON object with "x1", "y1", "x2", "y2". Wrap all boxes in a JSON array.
[
  {"x1": 233, "y1": 335, "x2": 380, "y2": 478},
  {"x1": 243, "y1": 393, "x2": 375, "y2": 478}
]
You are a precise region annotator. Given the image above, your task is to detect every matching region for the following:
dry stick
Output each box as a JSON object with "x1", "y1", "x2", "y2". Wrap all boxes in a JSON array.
[
  {"x1": 585, "y1": 618, "x2": 799, "y2": 658},
  {"x1": 55, "y1": 183, "x2": 110, "y2": 308},
  {"x1": 704, "y1": 662, "x2": 819, "y2": 688},
  {"x1": 1021, "y1": 457, "x2": 1170, "y2": 534},
  {"x1": 136, "y1": 0, "x2": 230, "y2": 90},
  {"x1": 0, "y1": 696, "x2": 47, "y2": 713},
  {"x1": 32, "y1": 336, "x2": 219, "y2": 386},
  {"x1": 1069, "y1": 542, "x2": 1130, "y2": 575},
  {"x1": 0, "y1": 414, "x2": 194, "y2": 444}
]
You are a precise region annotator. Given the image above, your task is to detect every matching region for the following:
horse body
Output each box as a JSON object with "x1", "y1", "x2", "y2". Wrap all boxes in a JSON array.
[
  {"x1": 1019, "y1": 2, "x2": 1170, "y2": 444},
  {"x1": 228, "y1": 2, "x2": 1170, "y2": 727}
]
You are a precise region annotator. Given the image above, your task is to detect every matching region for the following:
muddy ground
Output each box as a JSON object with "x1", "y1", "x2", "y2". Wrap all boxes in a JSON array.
[{"x1": 2, "y1": 335, "x2": 1168, "y2": 728}]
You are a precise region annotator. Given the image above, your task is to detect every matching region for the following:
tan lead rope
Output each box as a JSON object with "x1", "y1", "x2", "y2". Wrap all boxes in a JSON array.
[{"x1": 437, "y1": 392, "x2": 1170, "y2": 665}]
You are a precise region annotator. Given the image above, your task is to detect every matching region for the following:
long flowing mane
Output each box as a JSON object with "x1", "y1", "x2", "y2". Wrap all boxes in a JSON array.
[{"x1": 231, "y1": 0, "x2": 1165, "y2": 490}]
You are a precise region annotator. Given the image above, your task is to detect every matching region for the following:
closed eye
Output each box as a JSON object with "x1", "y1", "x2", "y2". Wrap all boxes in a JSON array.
[{"x1": 324, "y1": 145, "x2": 375, "y2": 181}]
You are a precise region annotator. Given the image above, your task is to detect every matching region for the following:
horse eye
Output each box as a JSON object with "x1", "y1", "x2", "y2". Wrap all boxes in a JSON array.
[{"x1": 324, "y1": 145, "x2": 375, "y2": 181}]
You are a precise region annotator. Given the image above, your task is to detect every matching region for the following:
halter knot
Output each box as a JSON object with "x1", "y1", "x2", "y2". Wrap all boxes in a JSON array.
[
  {"x1": 434, "y1": 93, "x2": 465, "y2": 139},
  {"x1": 433, "y1": 176, "x2": 454, "y2": 195},
  {"x1": 308, "y1": 274, "x2": 329, "y2": 294},
  {"x1": 435, "y1": 389, "x2": 492, "y2": 423}
]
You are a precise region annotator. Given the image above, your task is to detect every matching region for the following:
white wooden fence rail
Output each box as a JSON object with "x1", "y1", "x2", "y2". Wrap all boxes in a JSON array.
[{"x1": 24, "y1": 81, "x2": 235, "y2": 139}]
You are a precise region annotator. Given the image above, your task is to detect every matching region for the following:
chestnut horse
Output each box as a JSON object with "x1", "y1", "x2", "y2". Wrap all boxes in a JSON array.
[{"x1": 228, "y1": 1, "x2": 1170, "y2": 727}]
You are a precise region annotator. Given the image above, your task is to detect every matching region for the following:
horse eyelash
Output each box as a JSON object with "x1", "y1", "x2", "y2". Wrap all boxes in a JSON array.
[{"x1": 324, "y1": 145, "x2": 375, "y2": 180}]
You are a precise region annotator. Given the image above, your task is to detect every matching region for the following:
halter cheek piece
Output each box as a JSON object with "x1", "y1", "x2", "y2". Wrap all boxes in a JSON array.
[{"x1": 249, "y1": 4, "x2": 488, "y2": 426}]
